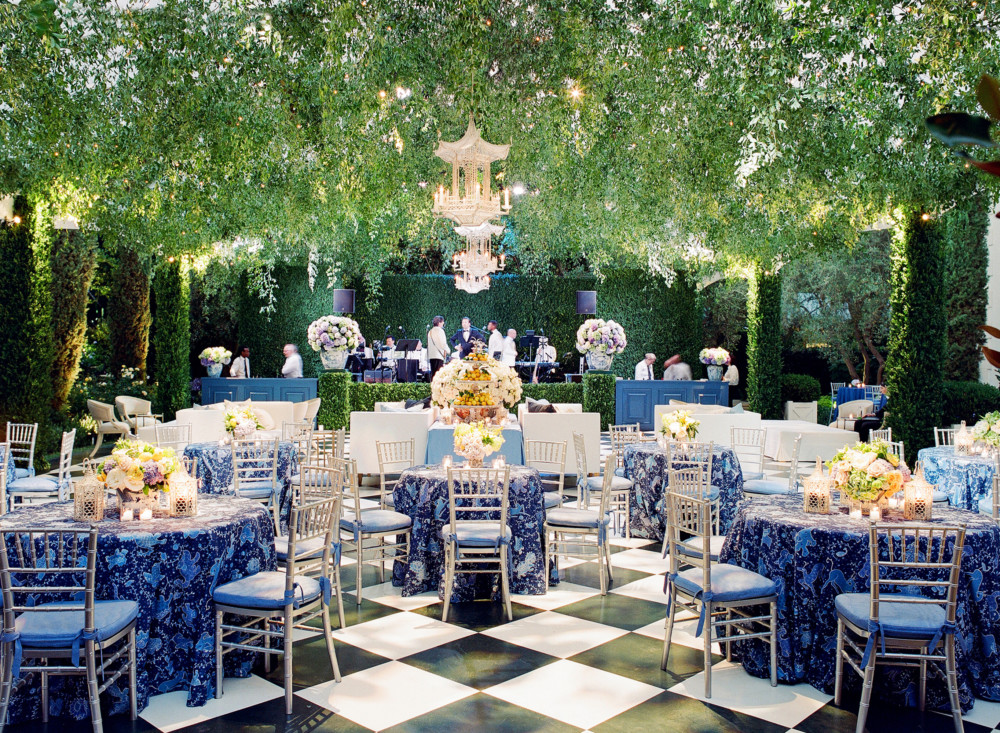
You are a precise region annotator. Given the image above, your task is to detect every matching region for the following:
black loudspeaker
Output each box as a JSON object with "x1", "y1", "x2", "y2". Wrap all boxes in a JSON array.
[
  {"x1": 333, "y1": 289, "x2": 355, "y2": 313},
  {"x1": 576, "y1": 290, "x2": 597, "y2": 315}
]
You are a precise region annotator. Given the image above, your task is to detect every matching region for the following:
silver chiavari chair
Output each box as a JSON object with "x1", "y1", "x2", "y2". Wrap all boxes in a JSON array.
[
  {"x1": 545, "y1": 464, "x2": 614, "y2": 594},
  {"x1": 376, "y1": 439, "x2": 417, "y2": 510},
  {"x1": 154, "y1": 423, "x2": 192, "y2": 454},
  {"x1": 8, "y1": 429, "x2": 76, "y2": 507},
  {"x1": 934, "y1": 428, "x2": 955, "y2": 448},
  {"x1": 5, "y1": 422, "x2": 38, "y2": 479},
  {"x1": 730, "y1": 427, "x2": 765, "y2": 482},
  {"x1": 230, "y1": 437, "x2": 281, "y2": 531},
  {"x1": 524, "y1": 439, "x2": 567, "y2": 510},
  {"x1": 870, "y1": 427, "x2": 892, "y2": 444}
]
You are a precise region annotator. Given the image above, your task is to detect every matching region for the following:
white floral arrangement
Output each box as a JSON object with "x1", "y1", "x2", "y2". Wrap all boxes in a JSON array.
[
  {"x1": 224, "y1": 406, "x2": 263, "y2": 439},
  {"x1": 575, "y1": 318, "x2": 627, "y2": 355},
  {"x1": 699, "y1": 347, "x2": 731, "y2": 366},
  {"x1": 972, "y1": 411, "x2": 1000, "y2": 447},
  {"x1": 307, "y1": 315, "x2": 363, "y2": 352},
  {"x1": 431, "y1": 356, "x2": 523, "y2": 408},
  {"x1": 453, "y1": 422, "x2": 505, "y2": 463},
  {"x1": 199, "y1": 346, "x2": 232, "y2": 367},
  {"x1": 100, "y1": 439, "x2": 182, "y2": 495},
  {"x1": 660, "y1": 410, "x2": 700, "y2": 441}
]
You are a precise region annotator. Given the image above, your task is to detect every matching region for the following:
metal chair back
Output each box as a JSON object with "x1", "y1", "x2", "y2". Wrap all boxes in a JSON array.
[
  {"x1": 831, "y1": 382, "x2": 846, "y2": 402},
  {"x1": 376, "y1": 439, "x2": 416, "y2": 507},
  {"x1": 864, "y1": 385, "x2": 883, "y2": 405},
  {"x1": 870, "y1": 427, "x2": 892, "y2": 444},
  {"x1": 155, "y1": 423, "x2": 192, "y2": 453},
  {"x1": 309, "y1": 429, "x2": 346, "y2": 466},
  {"x1": 665, "y1": 491, "x2": 713, "y2": 583},
  {"x1": 885, "y1": 440, "x2": 906, "y2": 465},
  {"x1": 445, "y1": 467, "x2": 511, "y2": 538},
  {"x1": 934, "y1": 428, "x2": 955, "y2": 448},
  {"x1": 524, "y1": 439, "x2": 567, "y2": 498},
  {"x1": 325, "y1": 456, "x2": 361, "y2": 512},
  {"x1": 285, "y1": 495, "x2": 341, "y2": 579},
  {"x1": 5, "y1": 422, "x2": 38, "y2": 474},
  {"x1": 730, "y1": 427, "x2": 765, "y2": 478},
  {"x1": 667, "y1": 441, "x2": 714, "y2": 472},
  {"x1": 609, "y1": 424, "x2": 643, "y2": 469},
  {"x1": 231, "y1": 437, "x2": 280, "y2": 494},
  {"x1": 0, "y1": 442, "x2": 8, "y2": 515}
]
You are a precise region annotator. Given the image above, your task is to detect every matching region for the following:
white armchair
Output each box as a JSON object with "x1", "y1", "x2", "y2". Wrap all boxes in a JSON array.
[
  {"x1": 654, "y1": 404, "x2": 761, "y2": 447},
  {"x1": 115, "y1": 396, "x2": 162, "y2": 433},
  {"x1": 830, "y1": 399, "x2": 874, "y2": 427},
  {"x1": 86, "y1": 400, "x2": 130, "y2": 457},
  {"x1": 519, "y1": 411, "x2": 601, "y2": 478},
  {"x1": 348, "y1": 411, "x2": 435, "y2": 476}
]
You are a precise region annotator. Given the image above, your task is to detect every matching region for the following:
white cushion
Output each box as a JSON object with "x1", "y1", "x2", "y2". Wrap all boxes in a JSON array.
[
  {"x1": 224, "y1": 399, "x2": 253, "y2": 412},
  {"x1": 586, "y1": 475, "x2": 633, "y2": 492},
  {"x1": 253, "y1": 407, "x2": 276, "y2": 431}
]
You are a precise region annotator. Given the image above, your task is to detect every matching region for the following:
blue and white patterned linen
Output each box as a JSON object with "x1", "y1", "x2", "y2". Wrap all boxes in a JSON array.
[
  {"x1": 721, "y1": 494, "x2": 1000, "y2": 713},
  {"x1": 918, "y1": 446, "x2": 995, "y2": 511},
  {"x1": 0, "y1": 496, "x2": 276, "y2": 723},
  {"x1": 184, "y1": 441, "x2": 297, "y2": 526},
  {"x1": 0, "y1": 443, "x2": 15, "y2": 500},
  {"x1": 391, "y1": 464, "x2": 546, "y2": 601},
  {"x1": 622, "y1": 441, "x2": 745, "y2": 538}
]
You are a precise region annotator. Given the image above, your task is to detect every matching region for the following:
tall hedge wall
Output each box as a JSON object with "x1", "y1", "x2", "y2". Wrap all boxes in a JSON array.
[
  {"x1": 885, "y1": 209, "x2": 946, "y2": 453},
  {"x1": 943, "y1": 192, "x2": 989, "y2": 381},
  {"x1": 109, "y1": 248, "x2": 151, "y2": 377},
  {"x1": 747, "y1": 264, "x2": 783, "y2": 419},
  {"x1": 150, "y1": 260, "x2": 192, "y2": 419},
  {"x1": 237, "y1": 267, "x2": 701, "y2": 380}
]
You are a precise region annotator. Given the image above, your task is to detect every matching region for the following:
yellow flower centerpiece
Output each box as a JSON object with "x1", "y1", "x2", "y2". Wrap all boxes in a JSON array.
[{"x1": 827, "y1": 441, "x2": 911, "y2": 514}]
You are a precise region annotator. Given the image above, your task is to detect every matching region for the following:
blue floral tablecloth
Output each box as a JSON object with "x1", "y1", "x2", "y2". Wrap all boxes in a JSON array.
[
  {"x1": 1, "y1": 443, "x2": 15, "y2": 497},
  {"x1": 184, "y1": 441, "x2": 297, "y2": 526},
  {"x1": 831, "y1": 387, "x2": 886, "y2": 420},
  {"x1": 918, "y1": 446, "x2": 995, "y2": 511},
  {"x1": 391, "y1": 464, "x2": 546, "y2": 601},
  {"x1": 622, "y1": 441, "x2": 744, "y2": 538},
  {"x1": 720, "y1": 494, "x2": 1000, "y2": 712},
  {"x1": 0, "y1": 496, "x2": 276, "y2": 723}
]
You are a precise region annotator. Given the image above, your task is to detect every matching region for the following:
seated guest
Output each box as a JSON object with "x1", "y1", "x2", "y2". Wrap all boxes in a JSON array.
[
  {"x1": 282, "y1": 344, "x2": 303, "y2": 378},
  {"x1": 487, "y1": 320, "x2": 504, "y2": 360},
  {"x1": 427, "y1": 315, "x2": 449, "y2": 378},
  {"x1": 230, "y1": 346, "x2": 250, "y2": 378},
  {"x1": 855, "y1": 386, "x2": 888, "y2": 441},
  {"x1": 634, "y1": 353, "x2": 657, "y2": 380},
  {"x1": 663, "y1": 354, "x2": 693, "y2": 381},
  {"x1": 451, "y1": 317, "x2": 484, "y2": 357},
  {"x1": 501, "y1": 329, "x2": 518, "y2": 366},
  {"x1": 536, "y1": 339, "x2": 556, "y2": 363}
]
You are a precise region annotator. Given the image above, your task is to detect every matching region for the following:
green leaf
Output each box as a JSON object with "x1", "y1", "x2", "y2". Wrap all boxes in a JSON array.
[
  {"x1": 925, "y1": 113, "x2": 995, "y2": 148},
  {"x1": 977, "y1": 75, "x2": 1000, "y2": 122},
  {"x1": 970, "y1": 159, "x2": 1000, "y2": 178}
]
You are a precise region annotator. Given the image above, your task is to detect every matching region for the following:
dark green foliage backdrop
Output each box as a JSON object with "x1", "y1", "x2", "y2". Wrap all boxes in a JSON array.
[
  {"x1": 747, "y1": 265, "x2": 783, "y2": 419},
  {"x1": 941, "y1": 381, "x2": 1000, "y2": 425},
  {"x1": 781, "y1": 374, "x2": 821, "y2": 403},
  {"x1": 50, "y1": 229, "x2": 97, "y2": 411},
  {"x1": 583, "y1": 373, "x2": 616, "y2": 430},
  {"x1": 150, "y1": 260, "x2": 191, "y2": 419},
  {"x1": 885, "y1": 210, "x2": 946, "y2": 453},
  {"x1": 0, "y1": 197, "x2": 38, "y2": 436},
  {"x1": 236, "y1": 267, "x2": 701, "y2": 381},
  {"x1": 108, "y1": 249, "x2": 151, "y2": 377},
  {"x1": 943, "y1": 192, "x2": 989, "y2": 381}
]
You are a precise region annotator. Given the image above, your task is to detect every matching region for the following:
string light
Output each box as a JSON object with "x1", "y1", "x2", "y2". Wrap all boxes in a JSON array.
[
  {"x1": 921, "y1": 213, "x2": 931, "y2": 221},
  {"x1": 12, "y1": 216, "x2": 21, "y2": 224},
  {"x1": 569, "y1": 87, "x2": 583, "y2": 100}
]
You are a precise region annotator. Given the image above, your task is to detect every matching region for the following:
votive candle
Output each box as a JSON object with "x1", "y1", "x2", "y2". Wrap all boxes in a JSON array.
[{"x1": 869, "y1": 505, "x2": 882, "y2": 522}]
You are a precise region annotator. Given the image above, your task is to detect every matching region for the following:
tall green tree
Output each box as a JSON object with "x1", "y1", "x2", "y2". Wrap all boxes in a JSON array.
[
  {"x1": 108, "y1": 248, "x2": 151, "y2": 378},
  {"x1": 943, "y1": 192, "x2": 989, "y2": 381},
  {"x1": 50, "y1": 228, "x2": 97, "y2": 410},
  {"x1": 151, "y1": 259, "x2": 191, "y2": 418},
  {"x1": 747, "y1": 263, "x2": 783, "y2": 419}
]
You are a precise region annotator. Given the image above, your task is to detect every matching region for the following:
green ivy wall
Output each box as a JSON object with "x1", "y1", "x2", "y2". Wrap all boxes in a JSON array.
[{"x1": 747, "y1": 264, "x2": 783, "y2": 419}]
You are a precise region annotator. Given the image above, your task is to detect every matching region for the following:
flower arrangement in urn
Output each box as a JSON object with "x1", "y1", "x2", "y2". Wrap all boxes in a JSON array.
[
  {"x1": 699, "y1": 347, "x2": 730, "y2": 380},
  {"x1": 224, "y1": 406, "x2": 263, "y2": 439},
  {"x1": 827, "y1": 441, "x2": 911, "y2": 513},
  {"x1": 575, "y1": 318, "x2": 627, "y2": 371},
  {"x1": 972, "y1": 412, "x2": 1000, "y2": 450},
  {"x1": 307, "y1": 315, "x2": 363, "y2": 369},
  {"x1": 660, "y1": 410, "x2": 700, "y2": 442},
  {"x1": 100, "y1": 439, "x2": 183, "y2": 519},
  {"x1": 199, "y1": 347, "x2": 232, "y2": 377},
  {"x1": 431, "y1": 351, "x2": 523, "y2": 421},
  {"x1": 453, "y1": 422, "x2": 505, "y2": 467}
]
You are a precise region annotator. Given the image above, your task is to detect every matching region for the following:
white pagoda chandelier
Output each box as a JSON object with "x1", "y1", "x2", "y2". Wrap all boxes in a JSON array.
[{"x1": 432, "y1": 116, "x2": 512, "y2": 292}]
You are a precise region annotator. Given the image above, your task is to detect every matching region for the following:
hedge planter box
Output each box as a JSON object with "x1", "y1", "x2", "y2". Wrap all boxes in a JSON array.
[{"x1": 784, "y1": 400, "x2": 817, "y2": 423}]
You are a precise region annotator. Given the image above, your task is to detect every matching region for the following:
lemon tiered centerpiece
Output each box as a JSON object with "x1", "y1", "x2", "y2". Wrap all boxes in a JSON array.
[{"x1": 431, "y1": 344, "x2": 523, "y2": 424}]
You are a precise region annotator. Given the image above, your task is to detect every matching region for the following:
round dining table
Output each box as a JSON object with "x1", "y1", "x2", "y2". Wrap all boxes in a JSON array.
[
  {"x1": 622, "y1": 441, "x2": 745, "y2": 537},
  {"x1": 391, "y1": 464, "x2": 547, "y2": 602},
  {"x1": 917, "y1": 445, "x2": 995, "y2": 511},
  {"x1": 721, "y1": 494, "x2": 1000, "y2": 713},
  {"x1": 0, "y1": 496, "x2": 276, "y2": 723}
]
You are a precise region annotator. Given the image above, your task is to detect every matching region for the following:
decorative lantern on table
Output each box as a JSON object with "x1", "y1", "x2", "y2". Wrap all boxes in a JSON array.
[
  {"x1": 903, "y1": 462, "x2": 934, "y2": 521},
  {"x1": 955, "y1": 421, "x2": 974, "y2": 456},
  {"x1": 803, "y1": 457, "x2": 831, "y2": 514},
  {"x1": 74, "y1": 460, "x2": 107, "y2": 522},
  {"x1": 169, "y1": 472, "x2": 199, "y2": 517}
]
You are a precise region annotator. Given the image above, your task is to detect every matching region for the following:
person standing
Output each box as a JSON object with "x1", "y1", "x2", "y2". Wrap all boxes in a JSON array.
[
  {"x1": 486, "y1": 320, "x2": 504, "y2": 360},
  {"x1": 450, "y1": 317, "x2": 484, "y2": 357},
  {"x1": 230, "y1": 346, "x2": 250, "y2": 378},
  {"x1": 281, "y1": 344, "x2": 303, "y2": 378},
  {"x1": 427, "y1": 315, "x2": 449, "y2": 379},
  {"x1": 663, "y1": 354, "x2": 693, "y2": 381},
  {"x1": 501, "y1": 329, "x2": 518, "y2": 366},
  {"x1": 634, "y1": 353, "x2": 657, "y2": 380}
]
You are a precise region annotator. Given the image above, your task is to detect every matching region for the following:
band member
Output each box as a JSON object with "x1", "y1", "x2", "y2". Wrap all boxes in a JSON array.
[
  {"x1": 486, "y1": 320, "x2": 504, "y2": 360},
  {"x1": 427, "y1": 316, "x2": 449, "y2": 378},
  {"x1": 501, "y1": 329, "x2": 518, "y2": 366},
  {"x1": 450, "y1": 317, "x2": 484, "y2": 357},
  {"x1": 536, "y1": 339, "x2": 556, "y2": 363}
]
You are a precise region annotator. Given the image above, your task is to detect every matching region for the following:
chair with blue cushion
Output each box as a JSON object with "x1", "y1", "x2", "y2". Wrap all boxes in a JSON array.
[
  {"x1": 834, "y1": 522, "x2": 966, "y2": 733},
  {"x1": 743, "y1": 434, "x2": 803, "y2": 496},
  {"x1": 669, "y1": 467, "x2": 727, "y2": 562},
  {"x1": 231, "y1": 437, "x2": 281, "y2": 531},
  {"x1": 573, "y1": 432, "x2": 632, "y2": 529},
  {"x1": 442, "y1": 466, "x2": 513, "y2": 622},
  {"x1": 980, "y1": 457, "x2": 1000, "y2": 521},
  {"x1": 545, "y1": 459, "x2": 613, "y2": 594},
  {"x1": 524, "y1": 439, "x2": 567, "y2": 510},
  {"x1": 0, "y1": 526, "x2": 138, "y2": 731},
  {"x1": 831, "y1": 382, "x2": 846, "y2": 404},
  {"x1": 0, "y1": 443, "x2": 8, "y2": 515},
  {"x1": 730, "y1": 427, "x2": 765, "y2": 482},
  {"x1": 338, "y1": 456, "x2": 412, "y2": 605},
  {"x1": 215, "y1": 497, "x2": 342, "y2": 716},
  {"x1": 376, "y1": 438, "x2": 417, "y2": 510},
  {"x1": 8, "y1": 430, "x2": 76, "y2": 508},
  {"x1": 5, "y1": 422, "x2": 37, "y2": 480},
  {"x1": 661, "y1": 490, "x2": 777, "y2": 698},
  {"x1": 608, "y1": 425, "x2": 643, "y2": 536}
]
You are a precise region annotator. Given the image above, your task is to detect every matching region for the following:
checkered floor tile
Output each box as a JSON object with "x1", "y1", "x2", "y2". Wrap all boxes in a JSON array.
[{"x1": 16, "y1": 444, "x2": 995, "y2": 733}]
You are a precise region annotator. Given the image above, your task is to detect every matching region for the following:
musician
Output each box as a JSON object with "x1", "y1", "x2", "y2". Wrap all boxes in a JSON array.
[
  {"x1": 501, "y1": 329, "x2": 518, "y2": 366},
  {"x1": 536, "y1": 340, "x2": 556, "y2": 363},
  {"x1": 450, "y1": 317, "x2": 484, "y2": 357},
  {"x1": 486, "y1": 320, "x2": 504, "y2": 360},
  {"x1": 427, "y1": 316, "x2": 449, "y2": 378},
  {"x1": 380, "y1": 336, "x2": 397, "y2": 369}
]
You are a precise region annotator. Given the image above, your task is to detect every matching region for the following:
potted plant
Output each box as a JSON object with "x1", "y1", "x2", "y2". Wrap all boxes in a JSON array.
[
  {"x1": 699, "y1": 347, "x2": 731, "y2": 381},
  {"x1": 199, "y1": 347, "x2": 232, "y2": 377}
]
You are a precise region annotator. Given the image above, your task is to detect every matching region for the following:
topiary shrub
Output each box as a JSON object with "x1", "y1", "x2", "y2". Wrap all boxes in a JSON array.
[
  {"x1": 781, "y1": 373, "x2": 821, "y2": 404},
  {"x1": 941, "y1": 380, "x2": 1000, "y2": 426},
  {"x1": 583, "y1": 372, "x2": 616, "y2": 430},
  {"x1": 747, "y1": 264, "x2": 783, "y2": 419},
  {"x1": 818, "y1": 395, "x2": 833, "y2": 425},
  {"x1": 108, "y1": 248, "x2": 151, "y2": 377},
  {"x1": 150, "y1": 259, "x2": 191, "y2": 419},
  {"x1": 317, "y1": 371, "x2": 352, "y2": 429}
]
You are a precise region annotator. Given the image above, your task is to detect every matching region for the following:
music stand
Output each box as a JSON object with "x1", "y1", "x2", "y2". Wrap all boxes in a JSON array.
[
  {"x1": 396, "y1": 339, "x2": 422, "y2": 383},
  {"x1": 519, "y1": 333, "x2": 542, "y2": 363}
]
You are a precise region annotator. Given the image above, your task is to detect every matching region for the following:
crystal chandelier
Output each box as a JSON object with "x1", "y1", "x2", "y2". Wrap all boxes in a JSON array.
[{"x1": 432, "y1": 116, "x2": 512, "y2": 292}]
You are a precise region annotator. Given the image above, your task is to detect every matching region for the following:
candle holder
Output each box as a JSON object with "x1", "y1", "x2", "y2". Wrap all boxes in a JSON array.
[
  {"x1": 803, "y1": 457, "x2": 831, "y2": 514},
  {"x1": 73, "y1": 460, "x2": 107, "y2": 522},
  {"x1": 169, "y1": 472, "x2": 199, "y2": 517},
  {"x1": 904, "y1": 462, "x2": 934, "y2": 521},
  {"x1": 955, "y1": 421, "x2": 974, "y2": 455}
]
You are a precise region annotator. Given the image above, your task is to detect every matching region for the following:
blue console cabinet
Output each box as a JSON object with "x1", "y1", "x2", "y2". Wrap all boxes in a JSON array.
[
  {"x1": 201, "y1": 378, "x2": 318, "y2": 404},
  {"x1": 614, "y1": 380, "x2": 729, "y2": 431}
]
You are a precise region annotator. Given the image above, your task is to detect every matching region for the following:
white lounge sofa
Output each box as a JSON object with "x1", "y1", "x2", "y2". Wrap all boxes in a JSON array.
[
  {"x1": 516, "y1": 402, "x2": 583, "y2": 422},
  {"x1": 349, "y1": 410, "x2": 436, "y2": 476},
  {"x1": 519, "y1": 409, "x2": 601, "y2": 478},
  {"x1": 654, "y1": 403, "x2": 762, "y2": 448},
  {"x1": 138, "y1": 400, "x2": 304, "y2": 444}
]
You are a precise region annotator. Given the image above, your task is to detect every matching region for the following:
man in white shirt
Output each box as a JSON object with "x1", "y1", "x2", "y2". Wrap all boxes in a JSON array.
[
  {"x1": 487, "y1": 320, "x2": 504, "y2": 360},
  {"x1": 501, "y1": 329, "x2": 518, "y2": 366},
  {"x1": 427, "y1": 315, "x2": 449, "y2": 378},
  {"x1": 230, "y1": 346, "x2": 250, "y2": 378},
  {"x1": 663, "y1": 354, "x2": 693, "y2": 381},
  {"x1": 381, "y1": 336, "x2": 398, "y2": 369},
  {"x1": 282, "y1": 344, "x2": 303, "y2": 378},
  {"x1": 634, "y1": 353, "x2": 657, "y2": 380},
  {"x1": 724, "y1": 363, "x2": 740, "y2": 386},
  {"x1": 536, "y1": 339, "x2": 556, "y2": 363}
]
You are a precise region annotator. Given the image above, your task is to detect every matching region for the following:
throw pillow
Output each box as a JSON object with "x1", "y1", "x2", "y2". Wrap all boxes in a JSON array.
[
  {"x1": 224, "y1": 399, "x2": 252, "y2": 413},
  {"x1": 404, "y1": 397, "x2": 432, "y2": 410},
  {"x1": 252, "y1": 408, "x2": 276, "y2": 431},
  {"x1": 526, "y1": 397, "x2": 556, "y2": 413},
  {"x1": 731, "y1": 403, "x2": 745, "y2": 414}
]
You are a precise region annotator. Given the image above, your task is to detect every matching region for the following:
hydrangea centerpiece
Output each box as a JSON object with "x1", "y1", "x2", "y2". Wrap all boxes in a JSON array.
[
  {"x1": 699, "y1": 347, "x2": 731, "y2": 366},
  {"x1": 453, "y1": 422, "x2": 505, "y2": 467},
  {"x1": 575, "y1": 318, "x2": 627, "y2": 355},
  {"x1": 827, "y1": 441, "x2": 911, "y2": 507},
  {"x1": 224, "y1": 406, "x2": 263, "y2": 439},
  {"x1": 972, "y1": 411, "x2": 1000, "y2": 448},
  {"x1": 307, "y1": 315, "x2": 363, "y2": 352}
]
